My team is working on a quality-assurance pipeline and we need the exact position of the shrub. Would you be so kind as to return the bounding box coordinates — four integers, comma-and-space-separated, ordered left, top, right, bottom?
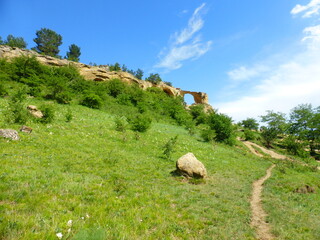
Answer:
117, 93, 132, 106
283, 135, 308, 158
207, 113, 235, 145
0, 83, 8, 97
39, 104, 55, 124
189, 104, 207, 125
6, 87, 28, 124
114, 116, 128, 132
201, 128, 216, 142
65, 108, 73, 122
163, 135, 178, 160
106, 79, 125, 98
244, 129, 256, 141
128, 114, 152, 132
55, 91, 72, 104
80, 93, 102, 109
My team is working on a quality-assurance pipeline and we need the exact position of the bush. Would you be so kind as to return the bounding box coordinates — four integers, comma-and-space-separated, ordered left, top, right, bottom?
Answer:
283, 136, 308, 158
128, 114, 152, 132
114, 116, 128, 132
201, 128, 216, 142
80, 93, 102, 109
65, 108, 73, 122
6, 87, 29, 124
244, 129, 256, 141
0, 83, 8, 97
163, 135, 178, 160
39, 104, 55, 124
207, 113, 235, 145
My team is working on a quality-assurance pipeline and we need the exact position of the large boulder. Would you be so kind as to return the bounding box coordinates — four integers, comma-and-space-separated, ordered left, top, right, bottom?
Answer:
176, 153, 207, 178
0, 129, 20, 140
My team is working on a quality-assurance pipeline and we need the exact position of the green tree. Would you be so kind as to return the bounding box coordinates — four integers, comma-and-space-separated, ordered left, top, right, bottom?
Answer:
33, 28, 62, 57
289, 104, 320, 155
146, 73, 162, 85
4, 34, 27, 48
109, 62, 121, 71
135, 69, 144, 80
240, 117, 259, 130
260, 111, 287, 148
260, 110, 287, 134
66, 44, 81, 62
0, 36, 3, 45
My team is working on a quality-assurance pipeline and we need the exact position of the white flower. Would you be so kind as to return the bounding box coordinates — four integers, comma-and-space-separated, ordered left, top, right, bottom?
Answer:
68, 228, 71, 233
81, 217, 84, 220
56, 232, 63, 239
67, 220, 73, 227
86, 214, 90, 218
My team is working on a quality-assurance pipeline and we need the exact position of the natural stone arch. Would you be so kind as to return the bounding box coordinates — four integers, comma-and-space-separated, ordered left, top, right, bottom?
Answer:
180, 90, 209, 104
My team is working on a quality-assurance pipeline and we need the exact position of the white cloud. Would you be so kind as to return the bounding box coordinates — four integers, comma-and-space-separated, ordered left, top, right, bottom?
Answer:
155, 3, 212, 71
215, 48, 320, 122
302, 25, 320, 48
214, 2, 320, 122
227, 65, 269, 82
291, 0, 320, 18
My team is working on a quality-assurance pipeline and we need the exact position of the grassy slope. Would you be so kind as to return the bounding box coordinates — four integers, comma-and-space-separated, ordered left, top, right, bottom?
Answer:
1, 98, 319, 240
0, 98, 270, 240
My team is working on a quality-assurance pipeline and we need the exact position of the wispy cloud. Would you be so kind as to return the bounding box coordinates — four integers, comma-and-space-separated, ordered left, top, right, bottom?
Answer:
155, 3, 212, 71
291, 0, 320, 18
302, 25, 320, 48
227, 65, 269, 82
216, 2, 320, 122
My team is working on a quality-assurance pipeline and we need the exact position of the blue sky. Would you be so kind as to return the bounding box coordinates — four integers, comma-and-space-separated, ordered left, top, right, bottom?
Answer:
1, 0, 320, 121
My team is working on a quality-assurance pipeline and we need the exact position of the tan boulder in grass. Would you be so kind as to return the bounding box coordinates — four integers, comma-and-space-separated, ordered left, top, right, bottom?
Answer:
27, 105, 43, 118
176, 153, 207, 178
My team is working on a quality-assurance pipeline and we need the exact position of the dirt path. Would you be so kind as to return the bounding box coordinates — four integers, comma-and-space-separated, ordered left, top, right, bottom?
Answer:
238, 139, 285, 240
250, 164, 276, 240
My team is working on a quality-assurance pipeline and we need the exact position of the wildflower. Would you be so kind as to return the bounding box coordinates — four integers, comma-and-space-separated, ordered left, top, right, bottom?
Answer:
68, 228, 71, 233
56, 232, 63, 239
67, 220, 73, 227
81, 217, 84, 220
86, 213, 90, 218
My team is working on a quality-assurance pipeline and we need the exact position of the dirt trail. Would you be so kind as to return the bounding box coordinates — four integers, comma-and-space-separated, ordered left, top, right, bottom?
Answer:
239, 139, 287, 240
250, 164, 276, 240
241, 140, 286, 160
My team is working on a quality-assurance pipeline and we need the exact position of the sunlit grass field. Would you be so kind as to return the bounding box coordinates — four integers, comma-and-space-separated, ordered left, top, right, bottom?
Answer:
1, 98, 319, 239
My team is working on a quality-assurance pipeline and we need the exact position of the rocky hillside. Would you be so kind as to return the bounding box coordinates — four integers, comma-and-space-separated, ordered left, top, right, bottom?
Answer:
0, 45, 210, 106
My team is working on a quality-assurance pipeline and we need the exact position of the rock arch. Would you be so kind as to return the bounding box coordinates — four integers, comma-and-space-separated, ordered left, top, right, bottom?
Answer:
180, 90, 209, 105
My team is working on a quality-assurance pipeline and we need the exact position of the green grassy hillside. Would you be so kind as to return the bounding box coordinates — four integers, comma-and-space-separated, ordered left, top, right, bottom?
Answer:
0, 97, 269, 240
0, 55, 319, 239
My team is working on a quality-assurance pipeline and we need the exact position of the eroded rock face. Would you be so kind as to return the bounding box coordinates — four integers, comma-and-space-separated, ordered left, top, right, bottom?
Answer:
0, 129, 20, 140
176, 153, 207, 178
0, 45, 211, 105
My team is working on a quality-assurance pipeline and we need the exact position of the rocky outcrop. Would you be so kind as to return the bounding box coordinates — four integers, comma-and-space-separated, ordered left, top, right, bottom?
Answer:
27, 105, 43, 118
0, 45, 211, 105
176, 153, 207, 178
0, 129, 20, 140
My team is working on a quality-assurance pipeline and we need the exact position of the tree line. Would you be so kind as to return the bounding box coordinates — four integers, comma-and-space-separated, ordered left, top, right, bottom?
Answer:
1, 28, 80, 61
240, 104, 320, 158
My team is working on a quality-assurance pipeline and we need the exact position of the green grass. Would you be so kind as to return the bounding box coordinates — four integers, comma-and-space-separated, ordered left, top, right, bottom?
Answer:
0, 98, 319, 239
263, 160, 320, 240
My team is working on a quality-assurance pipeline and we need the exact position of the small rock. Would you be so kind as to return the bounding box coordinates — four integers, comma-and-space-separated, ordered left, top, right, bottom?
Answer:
0, 129, 20, 140
176, 153, 207, 178
27, 105, 43, 118
20, 125, 32, 133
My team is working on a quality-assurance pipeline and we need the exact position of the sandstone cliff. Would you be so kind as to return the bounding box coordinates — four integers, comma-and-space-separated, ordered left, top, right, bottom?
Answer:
0, 45, 211, 106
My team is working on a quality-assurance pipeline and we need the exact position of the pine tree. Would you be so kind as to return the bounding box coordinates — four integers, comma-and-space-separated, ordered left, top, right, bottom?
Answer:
33, 28, 62, 57
66, 44, 81, 62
